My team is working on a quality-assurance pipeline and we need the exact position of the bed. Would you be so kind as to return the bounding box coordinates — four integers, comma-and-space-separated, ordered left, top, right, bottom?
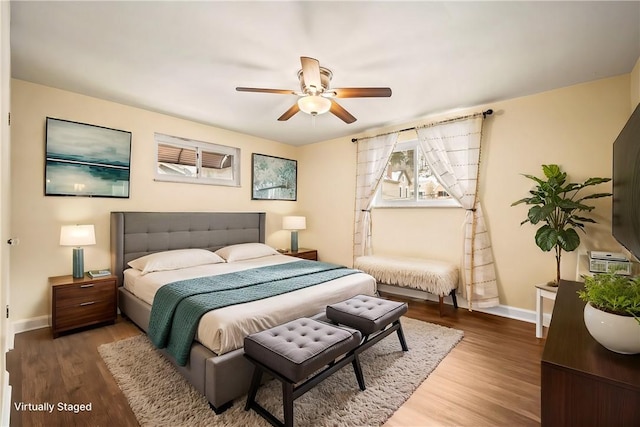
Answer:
110, 211, 377, 412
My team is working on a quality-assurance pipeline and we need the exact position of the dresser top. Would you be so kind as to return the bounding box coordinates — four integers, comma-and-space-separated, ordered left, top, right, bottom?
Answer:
541, 280, 640, 390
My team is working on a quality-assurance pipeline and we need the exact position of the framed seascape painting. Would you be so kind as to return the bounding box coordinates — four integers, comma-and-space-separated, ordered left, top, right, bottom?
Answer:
251, 153, 297, 201
45, 117, 132, 198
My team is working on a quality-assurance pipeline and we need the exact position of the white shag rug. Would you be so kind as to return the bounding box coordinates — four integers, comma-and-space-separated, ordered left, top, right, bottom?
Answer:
98, 317, 463, 427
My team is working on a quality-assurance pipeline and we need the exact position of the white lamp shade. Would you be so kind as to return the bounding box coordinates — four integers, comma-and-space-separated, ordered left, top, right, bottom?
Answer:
297, 96, 331, 116
282, 216, 306, 231
60, 224, 96, 246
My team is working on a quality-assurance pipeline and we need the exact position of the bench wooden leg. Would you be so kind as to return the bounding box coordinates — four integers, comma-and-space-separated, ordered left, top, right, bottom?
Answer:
395, 320, 409, 352
450, 289, 459, 309
245, 366, 263, 411
283, 381, 294, 427
352, 355, 366, 391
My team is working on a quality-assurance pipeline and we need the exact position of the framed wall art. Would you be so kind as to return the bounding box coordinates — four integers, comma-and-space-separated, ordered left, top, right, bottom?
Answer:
45, 117, 132, 198
251, 153, 297, 201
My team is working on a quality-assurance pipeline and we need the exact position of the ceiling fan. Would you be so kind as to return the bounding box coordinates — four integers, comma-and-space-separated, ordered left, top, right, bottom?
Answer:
236, 56, 392, 124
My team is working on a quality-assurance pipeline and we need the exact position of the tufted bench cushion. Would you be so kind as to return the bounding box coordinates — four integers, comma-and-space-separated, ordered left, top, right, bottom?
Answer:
326, 294, 408, 335
244, 318, 365, 427
244, 317, 362, 384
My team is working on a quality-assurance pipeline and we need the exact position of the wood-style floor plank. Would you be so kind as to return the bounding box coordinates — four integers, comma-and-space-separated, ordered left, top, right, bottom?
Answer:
7, 295, 545, 426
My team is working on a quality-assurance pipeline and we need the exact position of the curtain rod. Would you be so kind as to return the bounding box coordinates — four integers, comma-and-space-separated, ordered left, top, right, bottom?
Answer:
350, 108, 493, 143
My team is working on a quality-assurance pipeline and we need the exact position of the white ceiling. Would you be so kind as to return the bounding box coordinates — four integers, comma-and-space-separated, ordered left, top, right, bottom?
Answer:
10, 1, 640, 146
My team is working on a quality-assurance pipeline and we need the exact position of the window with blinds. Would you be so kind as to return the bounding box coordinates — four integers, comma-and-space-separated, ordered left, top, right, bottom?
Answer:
155, 133, 240, 186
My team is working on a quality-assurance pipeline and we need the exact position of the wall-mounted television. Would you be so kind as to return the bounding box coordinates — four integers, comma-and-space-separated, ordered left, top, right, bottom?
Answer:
45, 117, 132, 198
612, 103, 640, 261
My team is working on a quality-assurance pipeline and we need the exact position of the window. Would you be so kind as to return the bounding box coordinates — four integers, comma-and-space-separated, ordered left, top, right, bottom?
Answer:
155, 133, 240, 187
374, 140, 460, 207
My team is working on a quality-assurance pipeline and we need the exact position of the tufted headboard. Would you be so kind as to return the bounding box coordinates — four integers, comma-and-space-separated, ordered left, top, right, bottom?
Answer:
110, 211, 266, 285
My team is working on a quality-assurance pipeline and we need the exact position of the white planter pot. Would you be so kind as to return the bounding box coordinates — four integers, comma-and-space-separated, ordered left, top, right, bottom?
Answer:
583, 302, 640, 354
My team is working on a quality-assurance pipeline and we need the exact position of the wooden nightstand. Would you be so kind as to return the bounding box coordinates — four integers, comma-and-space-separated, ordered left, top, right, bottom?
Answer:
282, 248, 318, 261
49, 274, 118, 338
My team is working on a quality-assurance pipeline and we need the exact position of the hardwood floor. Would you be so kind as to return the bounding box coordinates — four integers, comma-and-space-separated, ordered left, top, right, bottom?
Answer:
6, 295, 545, 426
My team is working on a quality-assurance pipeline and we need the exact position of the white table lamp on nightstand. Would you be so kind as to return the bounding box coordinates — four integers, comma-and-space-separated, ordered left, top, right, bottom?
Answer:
60, 224, 96, 278
282, 216, 306, 252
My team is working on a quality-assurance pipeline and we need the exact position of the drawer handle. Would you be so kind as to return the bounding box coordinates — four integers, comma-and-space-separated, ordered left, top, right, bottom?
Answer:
80, 284, 94, 288
80, 301, 96, 306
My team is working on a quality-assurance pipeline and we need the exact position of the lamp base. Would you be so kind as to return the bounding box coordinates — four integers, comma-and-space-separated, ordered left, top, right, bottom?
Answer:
290, 231, 299, 253
72, 247, 84, 279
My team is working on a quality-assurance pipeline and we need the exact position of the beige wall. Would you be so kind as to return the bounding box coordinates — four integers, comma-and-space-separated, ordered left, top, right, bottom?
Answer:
10, 79, 301, 321
300, 74, 631, 311
9, 72, 635, 323
631, 57, 640, 110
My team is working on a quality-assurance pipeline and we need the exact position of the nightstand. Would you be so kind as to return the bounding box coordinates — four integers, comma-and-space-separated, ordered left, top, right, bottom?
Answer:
282, 248, 318, 261
49, 274, 117, 338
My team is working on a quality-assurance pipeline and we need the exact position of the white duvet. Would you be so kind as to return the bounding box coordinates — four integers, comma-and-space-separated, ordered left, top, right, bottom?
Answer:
124, 254, 377, 355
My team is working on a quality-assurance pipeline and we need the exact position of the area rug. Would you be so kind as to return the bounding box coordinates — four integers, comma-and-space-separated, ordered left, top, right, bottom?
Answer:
98, 317, 463, 426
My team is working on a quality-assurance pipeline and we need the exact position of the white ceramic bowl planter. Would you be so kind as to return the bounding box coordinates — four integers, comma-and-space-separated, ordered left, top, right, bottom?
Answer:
584, 303, 640, 354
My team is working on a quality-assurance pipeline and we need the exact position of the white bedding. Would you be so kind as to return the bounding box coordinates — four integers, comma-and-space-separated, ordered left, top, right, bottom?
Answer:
124, 254, 377, 355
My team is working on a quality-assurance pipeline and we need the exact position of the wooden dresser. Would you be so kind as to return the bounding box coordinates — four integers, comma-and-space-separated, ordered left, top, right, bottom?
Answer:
541, 280, 640, 426
50, 274, 117, 338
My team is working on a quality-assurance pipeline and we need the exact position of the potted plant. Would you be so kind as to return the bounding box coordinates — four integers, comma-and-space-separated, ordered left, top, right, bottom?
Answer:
577, 271, 640, 354
511, 164, 611, 284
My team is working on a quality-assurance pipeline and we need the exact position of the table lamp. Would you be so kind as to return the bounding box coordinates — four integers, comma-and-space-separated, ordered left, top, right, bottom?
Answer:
282, 216, 306, 252
60, 224, 96, 278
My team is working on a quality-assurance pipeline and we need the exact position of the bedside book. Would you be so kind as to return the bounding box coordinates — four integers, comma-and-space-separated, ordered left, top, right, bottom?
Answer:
88, 270, 111, 278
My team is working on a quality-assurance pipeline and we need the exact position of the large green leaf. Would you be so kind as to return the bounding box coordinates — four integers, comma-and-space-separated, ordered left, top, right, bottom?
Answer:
528, 205, 554, 224
535, 225, 557, 251
542, 164, 561, 179
557, 228, 580, 252
583, 177, 611, 186
578, 192, 613, 201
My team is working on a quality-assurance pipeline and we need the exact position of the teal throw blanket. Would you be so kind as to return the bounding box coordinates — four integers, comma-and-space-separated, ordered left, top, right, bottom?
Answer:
148, 260, 359, 365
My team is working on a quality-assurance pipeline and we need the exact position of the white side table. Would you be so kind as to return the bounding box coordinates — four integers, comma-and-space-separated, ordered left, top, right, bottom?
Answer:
535, 283, 558, 338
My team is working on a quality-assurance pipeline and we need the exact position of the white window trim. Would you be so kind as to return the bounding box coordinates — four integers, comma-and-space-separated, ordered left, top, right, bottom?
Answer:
154, 133, 241, 187
374, 139, 462, 208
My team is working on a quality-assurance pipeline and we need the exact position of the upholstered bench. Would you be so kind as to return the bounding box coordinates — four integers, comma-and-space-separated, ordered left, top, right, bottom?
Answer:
326, 294, 409, 353
243, 317, 364, 427
354, 255, 459, 316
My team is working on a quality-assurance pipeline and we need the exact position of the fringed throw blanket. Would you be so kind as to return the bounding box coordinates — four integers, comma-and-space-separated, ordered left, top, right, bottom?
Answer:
148, 260, 360, 365
354, 255, 458, 296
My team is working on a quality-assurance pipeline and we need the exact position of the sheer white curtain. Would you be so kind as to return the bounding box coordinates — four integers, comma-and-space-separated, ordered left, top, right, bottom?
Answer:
416, 115, 499, 309
353, 133, 399, 259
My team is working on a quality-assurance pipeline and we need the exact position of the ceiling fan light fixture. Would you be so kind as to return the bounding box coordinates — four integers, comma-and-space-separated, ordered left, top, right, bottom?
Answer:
297, 95, 331, 116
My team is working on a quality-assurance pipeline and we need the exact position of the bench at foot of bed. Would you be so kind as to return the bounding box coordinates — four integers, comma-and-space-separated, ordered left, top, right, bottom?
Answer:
244, 318, 363, 427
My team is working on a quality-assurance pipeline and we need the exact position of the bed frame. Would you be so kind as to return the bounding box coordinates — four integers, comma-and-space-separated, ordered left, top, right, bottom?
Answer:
110, 211, 267, 413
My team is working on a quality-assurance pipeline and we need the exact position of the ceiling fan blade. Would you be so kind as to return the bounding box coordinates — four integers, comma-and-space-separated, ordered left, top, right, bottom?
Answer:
236, 87, 296, 95
330, 100, 356, 124
277, 103, 300, 121
300, 56, 322, 93
332, 87, 392, 98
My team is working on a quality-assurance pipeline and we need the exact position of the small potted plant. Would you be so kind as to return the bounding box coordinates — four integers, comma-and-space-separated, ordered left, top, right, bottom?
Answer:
511, 164, 611, 284
577, 270, 640, 354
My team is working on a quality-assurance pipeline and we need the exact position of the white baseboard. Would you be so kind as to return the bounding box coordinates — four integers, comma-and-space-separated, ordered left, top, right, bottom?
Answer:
11, 315, 49, 335
377, 284, 550, 325
1, 376, 10, 427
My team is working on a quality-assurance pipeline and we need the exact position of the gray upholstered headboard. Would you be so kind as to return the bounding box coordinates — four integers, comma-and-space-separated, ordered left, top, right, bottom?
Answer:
110, 211, 266, 285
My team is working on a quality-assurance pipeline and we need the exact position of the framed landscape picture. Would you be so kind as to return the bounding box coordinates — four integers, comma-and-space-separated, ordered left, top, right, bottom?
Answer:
45, 117, 132, 198
251, 153, 297, 201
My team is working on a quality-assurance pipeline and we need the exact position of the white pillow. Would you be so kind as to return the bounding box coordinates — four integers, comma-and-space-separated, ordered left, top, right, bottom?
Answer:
127, 249, 225, 275
215, 243, 279, 262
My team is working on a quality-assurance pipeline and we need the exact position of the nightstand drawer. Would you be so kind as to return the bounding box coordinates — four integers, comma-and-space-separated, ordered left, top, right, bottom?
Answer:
282, 248, 318, 261
54, 300, 116, 331
54, 281, 115, 308
49, 274, 118, 338
292, 251, 317, 260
